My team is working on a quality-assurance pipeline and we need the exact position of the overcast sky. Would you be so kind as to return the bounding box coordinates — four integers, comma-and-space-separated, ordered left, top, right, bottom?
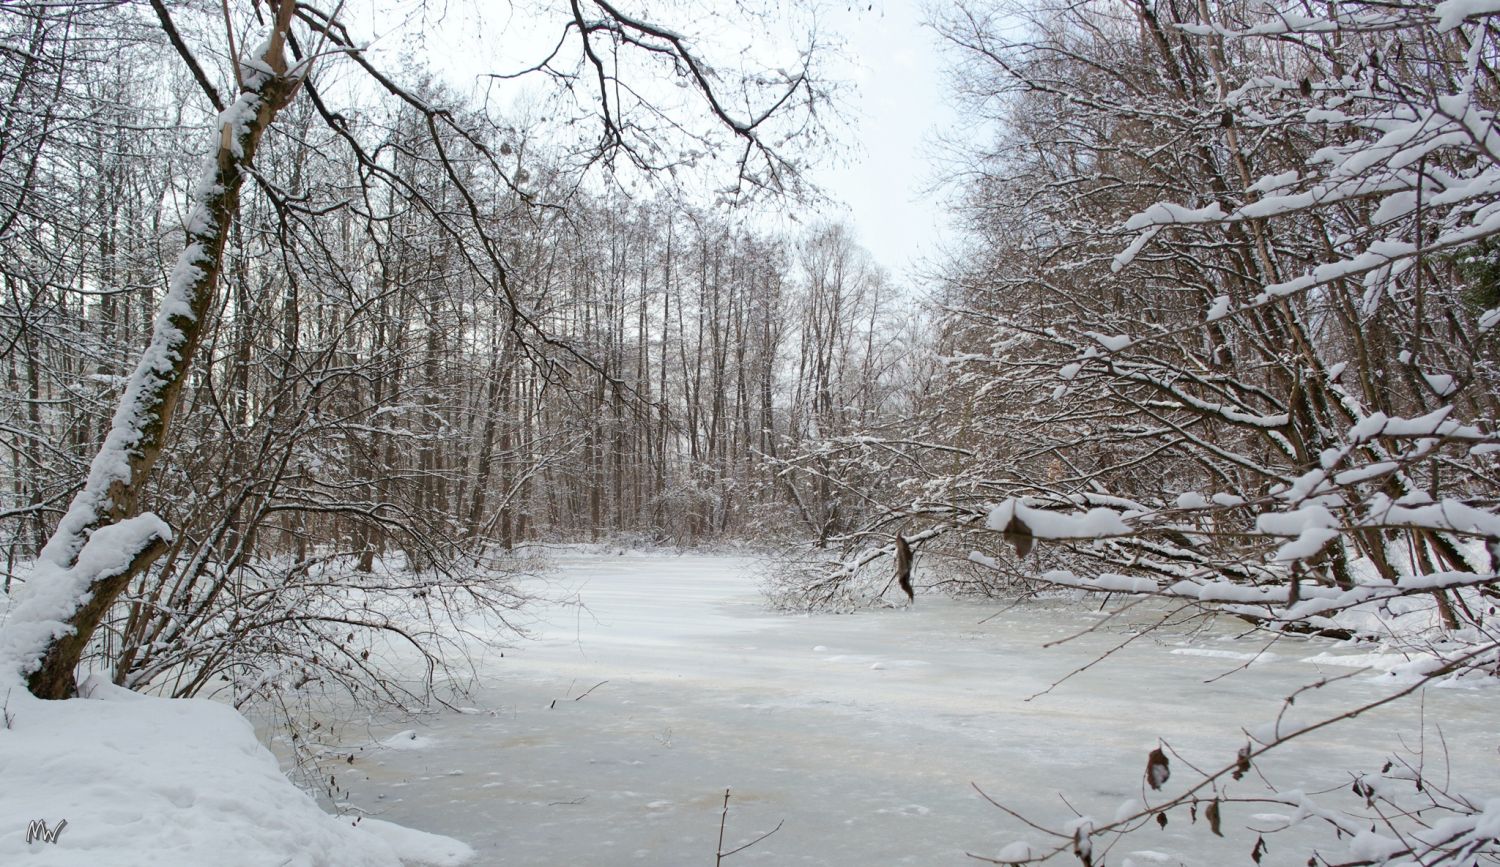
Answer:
805, 0, 961, 282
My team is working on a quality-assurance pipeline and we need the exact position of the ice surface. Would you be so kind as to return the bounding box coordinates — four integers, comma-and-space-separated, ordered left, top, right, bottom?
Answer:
297, 551, 1499, 865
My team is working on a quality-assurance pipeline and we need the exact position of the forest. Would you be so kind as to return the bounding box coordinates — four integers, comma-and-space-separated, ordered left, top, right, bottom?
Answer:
0, 0, 1497, 865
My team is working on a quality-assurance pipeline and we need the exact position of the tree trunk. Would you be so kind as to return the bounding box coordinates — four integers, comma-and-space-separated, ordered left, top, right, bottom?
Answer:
1, 7, 304, 699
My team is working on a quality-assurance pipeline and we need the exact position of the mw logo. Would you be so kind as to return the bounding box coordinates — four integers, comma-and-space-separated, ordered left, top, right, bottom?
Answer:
26, 818, 67, 844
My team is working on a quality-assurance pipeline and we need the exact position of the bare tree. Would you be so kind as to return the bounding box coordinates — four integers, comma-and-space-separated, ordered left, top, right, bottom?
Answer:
0, 0, 838, 700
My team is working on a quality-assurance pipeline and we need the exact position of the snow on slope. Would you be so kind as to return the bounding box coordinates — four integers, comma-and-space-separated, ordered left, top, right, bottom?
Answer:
0, 674, 471, 866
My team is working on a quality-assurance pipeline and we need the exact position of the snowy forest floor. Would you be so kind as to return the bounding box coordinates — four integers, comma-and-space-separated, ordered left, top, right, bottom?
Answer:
292, 550, 1500, 866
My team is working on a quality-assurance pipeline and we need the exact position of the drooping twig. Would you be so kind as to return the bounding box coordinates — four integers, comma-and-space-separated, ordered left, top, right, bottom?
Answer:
573, 680, 608, 701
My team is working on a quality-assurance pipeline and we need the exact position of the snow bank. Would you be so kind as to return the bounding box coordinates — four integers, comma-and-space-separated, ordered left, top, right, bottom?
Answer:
0, 676, 472, 866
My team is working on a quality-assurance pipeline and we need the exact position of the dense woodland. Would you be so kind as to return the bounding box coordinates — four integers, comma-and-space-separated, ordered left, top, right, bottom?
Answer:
1, 0, 1497, 681
2, 0, 1499, 861
0, 27, 914, 572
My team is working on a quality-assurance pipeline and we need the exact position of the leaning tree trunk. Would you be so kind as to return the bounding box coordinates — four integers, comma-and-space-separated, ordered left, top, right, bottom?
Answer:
0, 4, 304, 699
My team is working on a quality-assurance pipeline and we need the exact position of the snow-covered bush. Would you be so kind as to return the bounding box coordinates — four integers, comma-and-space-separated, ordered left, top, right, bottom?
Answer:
780, 0, 1500, 861
944, 0, 1500, 860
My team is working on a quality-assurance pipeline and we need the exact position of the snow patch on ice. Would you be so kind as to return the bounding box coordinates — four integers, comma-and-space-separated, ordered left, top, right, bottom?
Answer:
1300, 651, 1409, 671
380, 729, 440, 751
1171, 648, 1278, 665
968, 551, 999, 569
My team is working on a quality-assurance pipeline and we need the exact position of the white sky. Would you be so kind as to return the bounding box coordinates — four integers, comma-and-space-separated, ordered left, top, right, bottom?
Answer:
804, 0, 961, 282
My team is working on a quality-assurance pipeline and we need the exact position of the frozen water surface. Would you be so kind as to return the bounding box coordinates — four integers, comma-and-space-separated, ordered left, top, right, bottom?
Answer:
312, 551, 1499, 865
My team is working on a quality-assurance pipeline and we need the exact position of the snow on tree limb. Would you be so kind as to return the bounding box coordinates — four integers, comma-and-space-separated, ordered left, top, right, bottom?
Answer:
0, 516, 171, 679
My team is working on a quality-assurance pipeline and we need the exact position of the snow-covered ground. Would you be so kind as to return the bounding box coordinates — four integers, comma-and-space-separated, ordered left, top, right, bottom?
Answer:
0, 674, 472, 866
314, 550, 1500, 865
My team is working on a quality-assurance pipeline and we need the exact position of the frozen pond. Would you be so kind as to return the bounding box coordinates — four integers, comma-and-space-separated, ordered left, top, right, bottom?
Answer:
310, 551, 1499, 865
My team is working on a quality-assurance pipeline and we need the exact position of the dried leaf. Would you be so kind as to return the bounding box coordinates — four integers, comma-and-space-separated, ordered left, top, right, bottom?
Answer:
894, 535, 914, 602
1206, 799, 1223, 837
1156, 812, 1168, 830
1233, 743, 1252, 781
1146, 747, 1170, 790
1003, 513, 1034, 559
1252, 835, 1267, 864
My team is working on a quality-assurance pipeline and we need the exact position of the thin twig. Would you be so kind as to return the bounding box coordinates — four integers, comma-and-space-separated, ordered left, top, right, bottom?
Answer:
715, 788, 730, 866
719, 820, 785, 859
220, 0, 241, 91
573, 679, 608, 701
715, 787, 785, 862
